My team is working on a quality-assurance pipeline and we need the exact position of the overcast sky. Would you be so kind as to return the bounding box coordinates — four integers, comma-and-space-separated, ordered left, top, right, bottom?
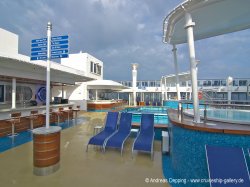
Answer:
0, 0, 250, 81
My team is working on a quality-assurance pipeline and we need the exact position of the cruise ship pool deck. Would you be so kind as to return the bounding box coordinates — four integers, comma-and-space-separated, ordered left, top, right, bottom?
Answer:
0, 112, 167, 187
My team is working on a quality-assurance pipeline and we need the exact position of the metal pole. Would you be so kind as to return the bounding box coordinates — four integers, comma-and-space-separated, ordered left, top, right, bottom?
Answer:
12, 78, 16, 109
185, 12, 200, 123
172, 45, 180, 101
131, 63, 138, 106
46, 22, 52, 129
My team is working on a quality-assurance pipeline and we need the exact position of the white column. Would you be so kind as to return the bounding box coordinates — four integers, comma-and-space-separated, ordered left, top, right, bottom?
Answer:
172, 45, 181, 101
161, 77, 164, 104
131, 63, 138, 106
164, 77, 168, 100
62, 84, 64, 99
227, 76, 233, 104
12, 78, 16, 109
185, 12, 200, 123
128, 93, 131, 106
46, 22, 52, 129
95, 90, 98, 101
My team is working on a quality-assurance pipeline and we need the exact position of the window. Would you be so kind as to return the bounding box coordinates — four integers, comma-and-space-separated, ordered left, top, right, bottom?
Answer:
142, 81, 148, 87
180, 81, 186, 87
90, 61, 102, 75
233, 80, 239, 86
239, 80, 247, 86
220, 80, 226, 86
203, 80, 211, 86
5, 85, 32, 102
90, 61, 94, 73
212, 80, 220, 86
97, 65, 102, 75
156, 81, 161, 87
0, 85, 4, 102
150, 81, 155, 87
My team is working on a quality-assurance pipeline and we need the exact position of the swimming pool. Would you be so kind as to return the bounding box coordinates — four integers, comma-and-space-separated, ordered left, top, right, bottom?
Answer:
122, 107, 169, 125
0, 118, 86, 153
185, 108, 250, 124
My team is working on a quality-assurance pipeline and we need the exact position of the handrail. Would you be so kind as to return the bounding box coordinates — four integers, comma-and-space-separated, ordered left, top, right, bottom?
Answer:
178, 99, 250, 123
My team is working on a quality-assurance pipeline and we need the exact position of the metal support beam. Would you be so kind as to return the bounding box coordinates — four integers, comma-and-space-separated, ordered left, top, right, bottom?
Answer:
185, 12, 200, 123
172, 45, 181, 101
12, 78, 16, 109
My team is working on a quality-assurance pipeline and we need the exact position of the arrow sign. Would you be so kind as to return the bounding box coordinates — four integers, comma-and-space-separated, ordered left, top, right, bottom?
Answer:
51, 45, 68, 50
31, 51, 47, 56
51, 35, 68, 41
30, 56, 47, 61
51, 54, 68, 59
31, 42, 47, 48
32, 38, 47, 43
51, 49, 68, 55
31, 47, 47, 52
51, 40, 68, 45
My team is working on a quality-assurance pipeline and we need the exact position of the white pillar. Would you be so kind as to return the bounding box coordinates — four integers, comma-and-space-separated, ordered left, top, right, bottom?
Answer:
128, 93, 131, 106
131, 63, 138, 106
62, 84, 64, 99
227, 76, 233, 104
161, 78, 164, 104
164, 77, 168, 100
12, 78, 16, 109
172, 45, 181, 101
46, 22, 52, 129
185, 12, 200, 123
95, 90, 98, 101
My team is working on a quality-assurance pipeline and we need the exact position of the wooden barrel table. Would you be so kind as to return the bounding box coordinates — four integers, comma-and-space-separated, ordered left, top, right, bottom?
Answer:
33, 126, 62, 176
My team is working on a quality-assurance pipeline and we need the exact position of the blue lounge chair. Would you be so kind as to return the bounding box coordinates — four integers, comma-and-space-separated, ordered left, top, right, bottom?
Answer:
157, 101, 161, 106
86, 112, 119, 151
104, 113, 132, 156
132, 114, 154, 159
145, 100, 150, 106
152, 101, 157, 106
205, 145, 250, 187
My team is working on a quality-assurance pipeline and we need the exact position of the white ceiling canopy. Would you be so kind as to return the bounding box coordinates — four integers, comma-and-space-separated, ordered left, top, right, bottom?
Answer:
162, 71, 191, 84
86, 80, 128, 90
163, 0, 250, 44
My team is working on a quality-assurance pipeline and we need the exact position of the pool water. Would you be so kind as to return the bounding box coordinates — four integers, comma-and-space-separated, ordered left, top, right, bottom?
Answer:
185, 108, 250, 124
122, 107, 169, 125
205, 109, 250, 124
0, 118, 86, 153
132, 113, 168, 124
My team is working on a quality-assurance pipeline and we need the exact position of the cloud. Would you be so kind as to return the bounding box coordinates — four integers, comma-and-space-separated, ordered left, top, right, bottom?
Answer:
0, 0, 249, 81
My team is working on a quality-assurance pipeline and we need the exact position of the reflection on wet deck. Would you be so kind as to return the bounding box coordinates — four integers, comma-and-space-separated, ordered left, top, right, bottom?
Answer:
0, 112, 168, 187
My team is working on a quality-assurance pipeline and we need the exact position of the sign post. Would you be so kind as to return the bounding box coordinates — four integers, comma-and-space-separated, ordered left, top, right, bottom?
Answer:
46, 22, 52, 129
31, 22, 69, 176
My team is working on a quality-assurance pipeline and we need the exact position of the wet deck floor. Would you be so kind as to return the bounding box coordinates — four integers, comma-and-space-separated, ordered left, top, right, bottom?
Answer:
0, 112, 169, 187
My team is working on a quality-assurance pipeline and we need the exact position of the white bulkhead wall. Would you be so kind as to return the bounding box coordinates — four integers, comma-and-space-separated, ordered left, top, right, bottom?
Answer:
0, 28, 18, 55
61, 52, 103, 80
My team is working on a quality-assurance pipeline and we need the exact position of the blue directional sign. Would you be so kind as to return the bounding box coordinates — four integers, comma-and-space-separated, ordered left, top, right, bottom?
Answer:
31, 47, 47, 52
30, 56, 47, 61
31, 51, 47, 56
51, 40, 68, 45
51, 35, 68, 41
32, 38, 47, 43
51, 49, 68, 55
51, 45, 68, 50
31, 35, 69, 60
31, 42, 47, 48
51, 54, 68, 59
